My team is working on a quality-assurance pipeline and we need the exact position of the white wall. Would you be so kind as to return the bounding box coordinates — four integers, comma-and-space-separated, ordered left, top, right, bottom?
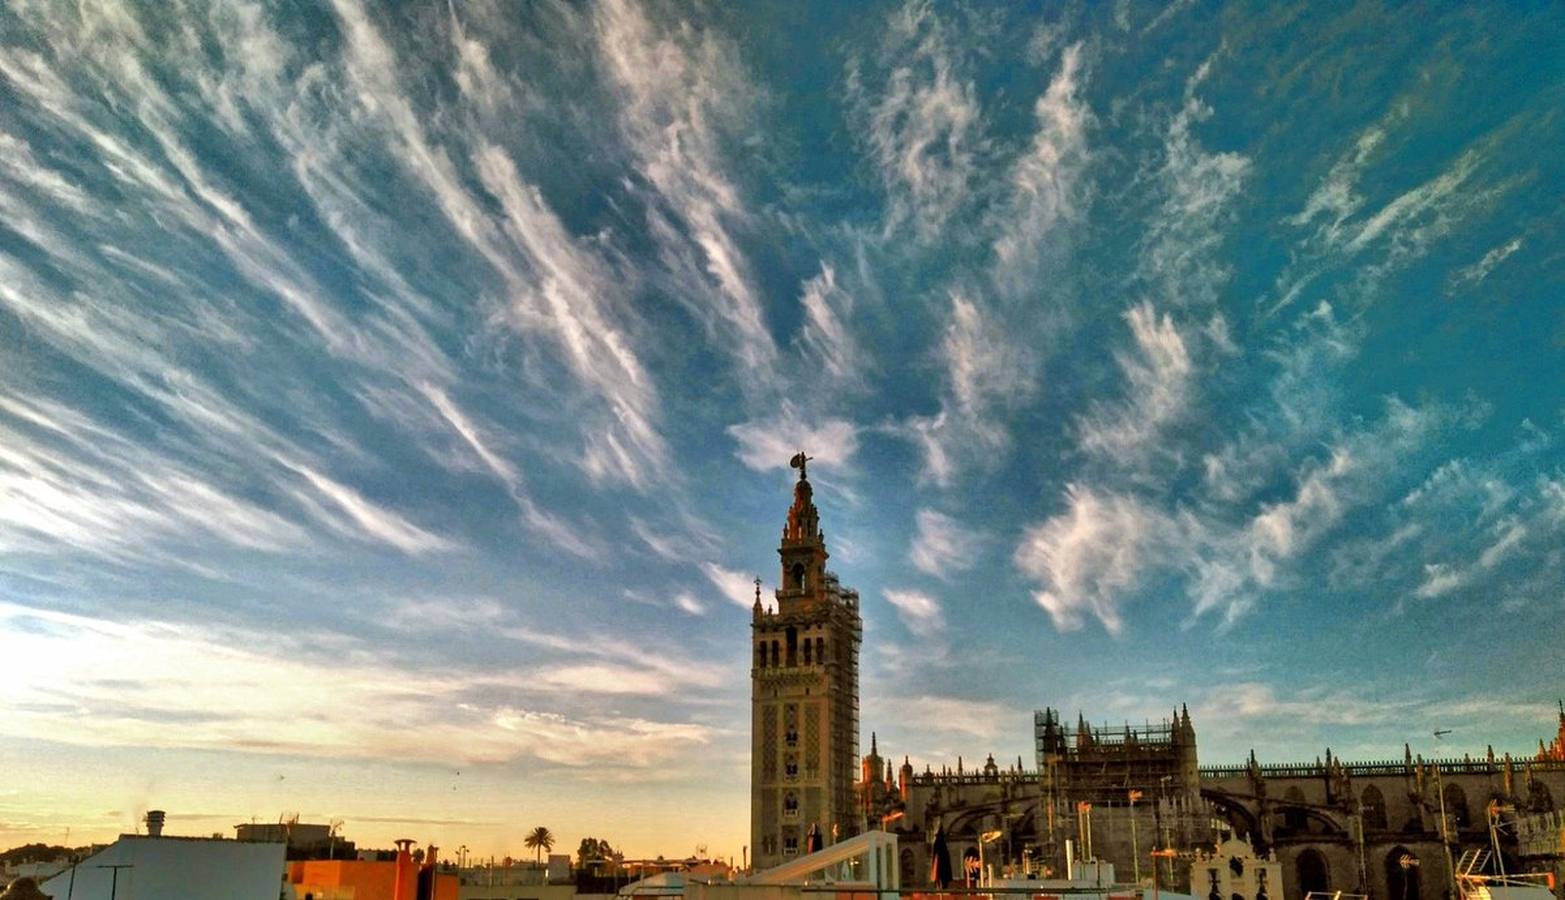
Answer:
43, 835, 286, 900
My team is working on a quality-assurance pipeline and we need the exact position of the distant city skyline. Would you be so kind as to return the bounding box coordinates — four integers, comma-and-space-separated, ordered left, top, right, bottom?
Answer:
2, 0, 1564, 862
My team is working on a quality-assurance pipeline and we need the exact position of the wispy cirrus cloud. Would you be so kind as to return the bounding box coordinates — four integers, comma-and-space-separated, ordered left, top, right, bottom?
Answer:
0, 602, 713, 769
1078, 303, 1194, 466
852, 0, 984, 242
908, 509, 981, 578
905, 293, 1035, 485
594, 0, 778, 390
1451, 235, 1524, 288
700, 562, 761, 610
990, 41, 1092, 291
795, 264, 865, 388
882, 588, 945, 640
727, 406, 860, 474
1137, 56, 1250, 310
1013, 485, 1173, 635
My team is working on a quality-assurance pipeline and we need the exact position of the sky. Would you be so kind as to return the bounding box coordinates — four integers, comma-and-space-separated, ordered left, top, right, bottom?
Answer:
1, 0, 1563, 863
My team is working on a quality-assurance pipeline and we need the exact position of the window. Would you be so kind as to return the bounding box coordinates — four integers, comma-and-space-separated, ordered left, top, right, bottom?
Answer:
784, 836, 799, 857
783, 792, 799, 819
1361, 785, 1388, 831
1297, 849, 1329, 896
1386, 848, 1420, 900
803, 639, 813, 665
1443, 783, 1470, 830
1282, 786, 1308, 833
785, 756, 799, 780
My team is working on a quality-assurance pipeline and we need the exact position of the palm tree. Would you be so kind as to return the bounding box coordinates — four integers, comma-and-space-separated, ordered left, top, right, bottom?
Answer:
524, 826, 555, 867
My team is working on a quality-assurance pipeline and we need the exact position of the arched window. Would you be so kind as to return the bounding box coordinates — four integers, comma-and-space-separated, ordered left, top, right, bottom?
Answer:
1361, 785, 1389, 831
783, 792, 799, 818
1297, 849, 1329, 896
1443, 783, 1470, 830
757, 644, 767, 668
791, 562, 806, 591
816, 637, 826, 664
1385, 848, 1420, 900
785, 627, 798, 667
803, 638, 813, 665
770, 641, 780, 667
1282, 786, 1308, 833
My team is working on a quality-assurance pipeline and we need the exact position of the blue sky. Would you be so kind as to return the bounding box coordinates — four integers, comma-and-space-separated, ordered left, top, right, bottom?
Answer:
2, 0, 1563, 860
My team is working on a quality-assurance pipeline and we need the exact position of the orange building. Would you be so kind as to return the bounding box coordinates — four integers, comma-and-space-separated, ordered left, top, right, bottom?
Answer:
288, 840, 457, 900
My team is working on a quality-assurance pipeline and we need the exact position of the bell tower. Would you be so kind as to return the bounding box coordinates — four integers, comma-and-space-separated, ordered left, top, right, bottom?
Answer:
751, 453, 862, 871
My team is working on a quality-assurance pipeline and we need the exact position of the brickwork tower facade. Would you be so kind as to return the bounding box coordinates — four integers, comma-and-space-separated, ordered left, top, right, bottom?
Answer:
750, 454, 862, 871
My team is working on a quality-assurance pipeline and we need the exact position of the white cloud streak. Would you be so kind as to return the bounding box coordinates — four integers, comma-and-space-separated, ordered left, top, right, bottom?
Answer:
0, 603, 714, 769
906, 293, 1034, 485
882, 588, 945, 640
909, 509, 980, 578
991, 42, 1091, 288
727, 406, 860, 474
594, 0, 777, 388
796, 264, 863, 386
1138, 57, 1250, 309
1078, 303, 1194, 465
1013, 486, 1171, 635
855, 0, 983, 242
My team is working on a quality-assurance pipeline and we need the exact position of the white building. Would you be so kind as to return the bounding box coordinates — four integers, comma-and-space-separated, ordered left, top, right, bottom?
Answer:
42, 834, 285, 900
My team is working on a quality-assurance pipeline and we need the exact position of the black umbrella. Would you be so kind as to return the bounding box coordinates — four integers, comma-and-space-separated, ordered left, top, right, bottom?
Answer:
805, 823, 822, 854
928, 826, 952, 889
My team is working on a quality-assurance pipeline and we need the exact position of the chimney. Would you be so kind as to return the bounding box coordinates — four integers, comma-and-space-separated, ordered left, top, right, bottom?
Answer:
145, 810, 166, 837
394, 839, 416, 900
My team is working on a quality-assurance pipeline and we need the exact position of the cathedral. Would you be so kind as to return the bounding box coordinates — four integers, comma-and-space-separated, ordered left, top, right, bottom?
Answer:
750, 458, 1565, 899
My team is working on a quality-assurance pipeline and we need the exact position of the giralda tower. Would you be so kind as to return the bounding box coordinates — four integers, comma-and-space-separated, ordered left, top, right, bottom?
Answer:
749, 453, 862, 870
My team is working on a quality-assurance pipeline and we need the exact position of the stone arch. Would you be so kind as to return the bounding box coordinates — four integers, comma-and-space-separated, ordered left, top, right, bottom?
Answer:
1385, 847, 1421, 900
1203, 789, 1260, 833
1297, 848, 1330, 896
1361, 784, 1389, 831
1443, 782, 1470, 829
